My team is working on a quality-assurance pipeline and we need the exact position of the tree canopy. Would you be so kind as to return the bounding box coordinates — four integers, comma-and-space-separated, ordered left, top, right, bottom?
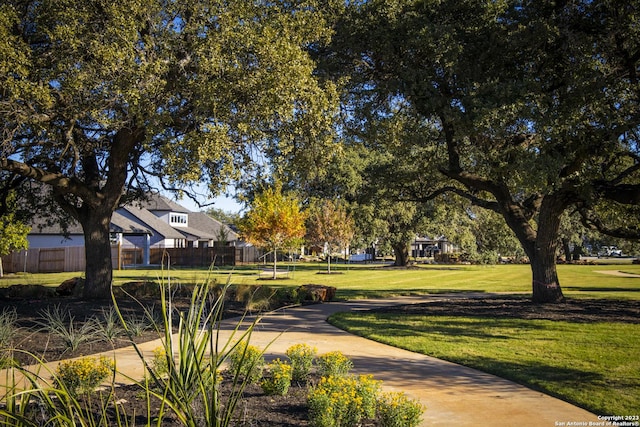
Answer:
239, 184, 306, 278
0, 192, 29, 277
0, 0, 337, 298
317, 0, 640, 302
305, 198, 354, 271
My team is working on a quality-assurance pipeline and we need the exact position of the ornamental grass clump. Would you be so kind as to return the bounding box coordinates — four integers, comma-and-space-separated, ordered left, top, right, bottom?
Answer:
54, 356, 114, 397
92, 306, 124, 345
0, 308, 18, 366
285, 343, 317, 382
0, 308, 17, 349
377, 391, 425, 427
308, 374, 380, 427
114, 259, 262, 427
317, 351, 353, 377
37, 304, 100, 352
116, 267, 267, 427
0, 267, 267, 427
260, 358, 293, 396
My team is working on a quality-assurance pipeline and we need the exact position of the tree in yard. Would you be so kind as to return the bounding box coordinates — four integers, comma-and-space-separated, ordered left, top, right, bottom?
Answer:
322, 0, 640, 302
0, 196, 30, 277
239, 184, 306, 279
0, 0, 336, 298
306, 198, 354, 272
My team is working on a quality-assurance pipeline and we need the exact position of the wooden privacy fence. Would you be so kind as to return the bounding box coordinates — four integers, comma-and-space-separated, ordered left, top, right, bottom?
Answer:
1, 245, 262, 274
150, 247, 237, 267
2, 247, 102, 274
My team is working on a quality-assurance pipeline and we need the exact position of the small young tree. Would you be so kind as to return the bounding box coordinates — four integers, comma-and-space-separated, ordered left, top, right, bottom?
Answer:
239, 185, 306, 279
306, 199, 354, 273
0, 212, 30, 277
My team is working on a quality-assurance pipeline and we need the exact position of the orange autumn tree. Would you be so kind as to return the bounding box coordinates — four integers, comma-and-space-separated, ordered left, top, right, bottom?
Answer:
240, 184, 306, 279
306, 199, 355, 273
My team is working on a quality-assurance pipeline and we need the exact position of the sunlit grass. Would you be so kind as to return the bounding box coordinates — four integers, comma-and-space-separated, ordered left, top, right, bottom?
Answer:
1, 262, 639, 300
329, 312, 640, 416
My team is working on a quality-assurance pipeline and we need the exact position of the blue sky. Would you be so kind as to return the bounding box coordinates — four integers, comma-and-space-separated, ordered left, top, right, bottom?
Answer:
166, 192, 243, 214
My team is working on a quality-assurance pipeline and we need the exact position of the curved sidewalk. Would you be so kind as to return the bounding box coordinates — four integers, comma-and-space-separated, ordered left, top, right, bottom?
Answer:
238, 296, 600, 427
5, 296, 600, 426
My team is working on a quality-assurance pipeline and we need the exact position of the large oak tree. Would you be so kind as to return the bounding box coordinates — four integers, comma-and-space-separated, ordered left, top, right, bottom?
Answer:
322, 0, 640, 303
0, 0, 337, 298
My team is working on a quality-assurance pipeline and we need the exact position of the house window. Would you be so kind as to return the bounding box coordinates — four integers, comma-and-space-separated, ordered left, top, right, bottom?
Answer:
174, 238, 186, 248
170, 213, 188, 225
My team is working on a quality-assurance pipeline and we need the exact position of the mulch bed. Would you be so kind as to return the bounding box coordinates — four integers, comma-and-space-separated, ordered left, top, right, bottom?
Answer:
371, 295, 640, 324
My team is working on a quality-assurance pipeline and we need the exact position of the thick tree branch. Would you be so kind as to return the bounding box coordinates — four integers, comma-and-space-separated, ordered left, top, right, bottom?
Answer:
579, 208, 640, 239
0, 158, 98, 205
597, 183, 640, 205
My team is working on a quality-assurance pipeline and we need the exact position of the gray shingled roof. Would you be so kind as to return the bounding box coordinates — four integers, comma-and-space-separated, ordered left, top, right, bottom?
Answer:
118, 206, 185, 239
133, 193, 192, 213
111, 211, 153, 235
28, 211, 152, 235
177, 225, 216, 241
189, 212, 238, 241
27, 193, 235, 243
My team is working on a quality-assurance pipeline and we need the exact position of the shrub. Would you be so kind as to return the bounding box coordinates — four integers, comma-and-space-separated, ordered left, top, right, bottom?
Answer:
356, 374, 382, 419
317, 351, 353, 377
286, 343, 317, 382
260, 358, 293, 396
308, 374, 380, 427
151, 346, 170, 378
229, 343, 265, 384
377, 391, 425, 427
54, 356, 114, 396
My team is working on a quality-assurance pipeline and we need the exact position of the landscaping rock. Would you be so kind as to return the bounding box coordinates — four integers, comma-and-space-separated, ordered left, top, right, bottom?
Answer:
57, 277, 85, 297
297, 284, 336, 303
116, 281, 162, 298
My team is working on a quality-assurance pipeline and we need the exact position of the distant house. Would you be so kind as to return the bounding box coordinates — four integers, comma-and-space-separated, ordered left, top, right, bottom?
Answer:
410, 236, 455, 258
16, 193, 239, 270
114, 194, 238, 261
26, 210, 154, 249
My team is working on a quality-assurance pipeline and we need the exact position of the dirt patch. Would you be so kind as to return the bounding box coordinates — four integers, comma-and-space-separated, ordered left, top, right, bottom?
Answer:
371, 295, 640, 323
594, 270, 640, 278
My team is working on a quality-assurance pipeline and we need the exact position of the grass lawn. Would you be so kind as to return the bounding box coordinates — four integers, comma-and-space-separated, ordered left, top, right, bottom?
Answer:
2, 261, 640, 300
329, 311, 639, 416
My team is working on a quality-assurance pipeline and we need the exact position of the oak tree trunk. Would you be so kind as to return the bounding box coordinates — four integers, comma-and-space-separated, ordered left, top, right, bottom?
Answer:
79, 208, 114, 299
392, 242, 409, 266
517, 200, 566, 304
529, 245, 565, 303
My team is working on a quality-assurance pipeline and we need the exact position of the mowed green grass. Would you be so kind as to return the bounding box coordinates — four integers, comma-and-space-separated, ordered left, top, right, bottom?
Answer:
2, 262, 640, 300
329, 311, 640, 416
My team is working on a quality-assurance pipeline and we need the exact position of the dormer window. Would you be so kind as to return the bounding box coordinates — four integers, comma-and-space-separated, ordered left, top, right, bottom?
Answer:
170, 213, 188, 226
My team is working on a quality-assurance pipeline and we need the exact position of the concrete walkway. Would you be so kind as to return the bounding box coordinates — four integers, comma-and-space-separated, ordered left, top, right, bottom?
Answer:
4, 296, 601, 426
